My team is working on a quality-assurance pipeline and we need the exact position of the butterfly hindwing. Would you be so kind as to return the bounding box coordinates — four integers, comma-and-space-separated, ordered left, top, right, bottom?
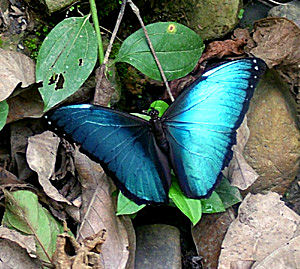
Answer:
162, 58, 266, 198
47, 105, 171, 204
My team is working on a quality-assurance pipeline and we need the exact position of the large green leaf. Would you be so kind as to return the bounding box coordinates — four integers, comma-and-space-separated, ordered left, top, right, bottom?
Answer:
169, 181, 202, 225
115, 22, 204, 81
0, 100, 8, 131
215, 177, 242, 208
201, 191, 226, 214
2, 190, 68, 263
116, 192, 145, 216
36, 16, 97, 111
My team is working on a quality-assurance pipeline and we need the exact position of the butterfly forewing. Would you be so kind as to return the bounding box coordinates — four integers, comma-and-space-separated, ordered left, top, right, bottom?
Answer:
47, 105, 171, 204
162, 58, 266, 198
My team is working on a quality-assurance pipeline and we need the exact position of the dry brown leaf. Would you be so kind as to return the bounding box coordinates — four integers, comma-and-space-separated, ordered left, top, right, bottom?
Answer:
6, 83, 44, 123
0, 226, 36, 258
74, 149, 133, 269
218, 192, 300, 269
0, 48, 35, 102
251, 17, 300, 69
26, 131, 71, 204
191, 209, 235, 268
10, 119, 44, 181
223, 117, 259, 190
0, 239, 41, 269
0, 166, 20, 185
93, 64, 116, 106
200, 39, 246, 63
52, 229, 106, 269
253, 235, 300, 269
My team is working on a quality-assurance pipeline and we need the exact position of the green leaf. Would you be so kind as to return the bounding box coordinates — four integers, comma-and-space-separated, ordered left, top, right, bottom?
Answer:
215, 177, 242, 208
36, 16, 97, 111
115, 22, 204, 81
169, 181, 202, 225
0, 100, 8, 131
149, 100, 169, 117
130, 112, 151, 121
201, 191, 226, 214
116, 192, 146, 215
2, 190, 69, 263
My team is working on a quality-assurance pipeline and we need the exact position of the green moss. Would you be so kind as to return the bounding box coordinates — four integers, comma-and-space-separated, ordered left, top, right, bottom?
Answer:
23, 37, 40, 59
23, 23, 52, 60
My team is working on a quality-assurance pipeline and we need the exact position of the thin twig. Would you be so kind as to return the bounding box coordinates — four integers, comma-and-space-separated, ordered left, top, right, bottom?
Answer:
100, 26, 123, 42
127, 0, 174, 102
103, 0, 127, 64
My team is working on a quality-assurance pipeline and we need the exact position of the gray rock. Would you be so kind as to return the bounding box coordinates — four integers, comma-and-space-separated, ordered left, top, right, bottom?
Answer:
183, 0, 242, 40
268, 0, 300, 26
135, 224, 181, 269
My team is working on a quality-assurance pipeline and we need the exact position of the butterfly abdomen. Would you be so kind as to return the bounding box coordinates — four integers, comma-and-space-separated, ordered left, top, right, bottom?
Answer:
150, 114, 170, 154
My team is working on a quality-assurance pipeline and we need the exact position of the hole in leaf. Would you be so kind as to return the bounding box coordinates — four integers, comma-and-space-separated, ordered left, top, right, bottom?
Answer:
48, 73, 58, 85
78, 58, 83, 66
55, 73, 65, 91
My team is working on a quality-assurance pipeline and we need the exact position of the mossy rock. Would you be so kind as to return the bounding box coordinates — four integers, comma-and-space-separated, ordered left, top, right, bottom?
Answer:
136, 0, 242, 40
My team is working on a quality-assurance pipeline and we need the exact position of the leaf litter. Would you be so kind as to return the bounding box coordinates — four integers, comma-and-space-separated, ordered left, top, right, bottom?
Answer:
218, 192, 300, 269
26, 131, 71, 205
74, 149, 133, 268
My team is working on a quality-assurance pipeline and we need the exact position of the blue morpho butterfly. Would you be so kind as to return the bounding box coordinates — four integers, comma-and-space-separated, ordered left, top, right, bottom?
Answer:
45, 58, 266, 205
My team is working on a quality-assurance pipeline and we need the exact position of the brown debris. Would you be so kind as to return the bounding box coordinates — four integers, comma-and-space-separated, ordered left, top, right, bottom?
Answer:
93, 64, 117, 107
249, 17, 300, 116
52, 227, 106, 269
74, 149, 133, 268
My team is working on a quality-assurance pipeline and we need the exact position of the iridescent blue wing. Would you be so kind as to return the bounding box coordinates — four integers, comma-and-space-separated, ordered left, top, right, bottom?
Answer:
162, 58, 266, 198
47, 105, 171, 204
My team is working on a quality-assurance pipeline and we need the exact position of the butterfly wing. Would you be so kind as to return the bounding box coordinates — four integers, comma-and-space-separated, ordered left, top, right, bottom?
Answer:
47, 104, 171, 204
162, 58, 266, 198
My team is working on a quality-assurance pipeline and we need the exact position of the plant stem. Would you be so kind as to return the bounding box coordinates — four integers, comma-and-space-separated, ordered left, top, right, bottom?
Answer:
127, 0, 174, 102
89, 0, 104, 65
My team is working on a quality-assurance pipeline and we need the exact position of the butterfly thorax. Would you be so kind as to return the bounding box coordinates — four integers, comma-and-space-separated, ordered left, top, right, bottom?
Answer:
149, 108, 169, 153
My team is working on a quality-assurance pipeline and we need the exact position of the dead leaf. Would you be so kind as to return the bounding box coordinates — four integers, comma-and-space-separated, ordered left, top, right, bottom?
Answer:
0, 226, 36, 258
6, 82, 44, 123
121, 217, 136, 269
191, 209, 235, 268
218, 192, 300, 269
93, 64, 117, 106
0, 166, 19, 185
223, 117, 259, 190
10, 119, 44, 181
0, 239, 41, 269
251, 18, 300, 69
52, 228, 106, 269
200, 39, 246, 63
26, 131, 71, 204
74, 149, 133, 269
230, 260, 255, 269
0, 48, 35, 102
252, 235, 300, 269
250, 17, 300, 94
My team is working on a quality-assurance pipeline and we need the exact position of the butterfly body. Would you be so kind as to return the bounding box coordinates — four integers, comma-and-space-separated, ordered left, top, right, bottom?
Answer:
46, 58, 266, 205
